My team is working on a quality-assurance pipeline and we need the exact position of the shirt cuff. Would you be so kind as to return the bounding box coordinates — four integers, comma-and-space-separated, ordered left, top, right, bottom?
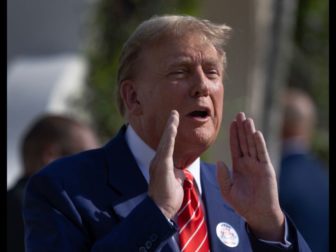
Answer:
257, 217, 292, 248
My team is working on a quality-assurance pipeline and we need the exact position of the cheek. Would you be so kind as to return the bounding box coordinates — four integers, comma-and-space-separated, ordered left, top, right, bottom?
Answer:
212, 84, 224, 114
143, 86, 182, 121
211, 85, 224, 134
162, 82, 189, 106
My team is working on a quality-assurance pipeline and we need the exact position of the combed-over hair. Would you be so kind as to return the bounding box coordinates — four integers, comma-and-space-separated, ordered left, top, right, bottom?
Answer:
117, 15, 232, 116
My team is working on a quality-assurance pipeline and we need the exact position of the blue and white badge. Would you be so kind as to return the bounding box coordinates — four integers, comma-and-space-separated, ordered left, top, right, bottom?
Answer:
216, 222, 239, 247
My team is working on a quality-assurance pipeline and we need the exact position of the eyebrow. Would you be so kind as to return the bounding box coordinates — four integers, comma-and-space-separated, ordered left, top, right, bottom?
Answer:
165, 56, 221, 68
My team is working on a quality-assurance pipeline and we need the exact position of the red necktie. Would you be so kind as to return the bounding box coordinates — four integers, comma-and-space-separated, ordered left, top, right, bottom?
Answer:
177, 169, 210, 252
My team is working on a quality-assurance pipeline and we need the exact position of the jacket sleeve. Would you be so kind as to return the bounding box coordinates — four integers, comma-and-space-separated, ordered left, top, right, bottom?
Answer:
23, 173, 177, 252
247, 214, 312, 252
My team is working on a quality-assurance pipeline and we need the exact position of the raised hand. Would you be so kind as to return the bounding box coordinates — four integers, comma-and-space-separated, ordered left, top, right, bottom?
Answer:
148, 110, 185, 219
217, 112, 285, 241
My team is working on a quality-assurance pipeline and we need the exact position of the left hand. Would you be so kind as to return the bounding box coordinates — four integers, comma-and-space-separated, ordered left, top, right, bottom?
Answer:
217, 112, 285, 241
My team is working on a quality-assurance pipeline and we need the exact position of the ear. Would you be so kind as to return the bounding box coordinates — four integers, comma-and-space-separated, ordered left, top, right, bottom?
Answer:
120, 80, 143, 116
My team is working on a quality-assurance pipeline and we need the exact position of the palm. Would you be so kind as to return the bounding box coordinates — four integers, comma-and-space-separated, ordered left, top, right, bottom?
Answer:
217, 112, 284, 240
228, 157, 277, 219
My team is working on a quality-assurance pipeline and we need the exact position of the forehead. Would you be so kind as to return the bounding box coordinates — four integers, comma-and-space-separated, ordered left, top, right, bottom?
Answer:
141, 33, 223, 67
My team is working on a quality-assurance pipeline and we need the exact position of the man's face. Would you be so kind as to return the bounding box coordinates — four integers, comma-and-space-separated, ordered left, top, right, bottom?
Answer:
133, 32, 224, 162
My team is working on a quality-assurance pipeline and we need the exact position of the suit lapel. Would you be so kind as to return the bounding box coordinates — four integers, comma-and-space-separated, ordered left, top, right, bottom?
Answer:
103, 125, 148, 200
201, 162, 252, 252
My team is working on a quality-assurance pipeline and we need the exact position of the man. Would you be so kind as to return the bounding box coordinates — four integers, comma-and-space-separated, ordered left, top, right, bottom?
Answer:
279, 88, 328, 252
23, 15, 311, 251
7, 114, 99, 252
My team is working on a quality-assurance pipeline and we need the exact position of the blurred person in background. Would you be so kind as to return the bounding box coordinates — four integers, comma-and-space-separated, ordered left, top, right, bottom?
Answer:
279, 87, 329, 252
7, 114, 99, 252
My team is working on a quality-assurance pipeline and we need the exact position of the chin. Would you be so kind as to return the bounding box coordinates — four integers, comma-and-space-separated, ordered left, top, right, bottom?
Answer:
193, 129, 216, 147
178, 127, 217, 153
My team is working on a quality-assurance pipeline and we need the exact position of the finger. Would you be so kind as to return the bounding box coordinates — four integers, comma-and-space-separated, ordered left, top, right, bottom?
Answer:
230, 121, 242, 159
216, 161, 232, 199
244, 118, 257, 158
155, 110, 180, 161
236, 112, 249, 156
254, 131, 270, 163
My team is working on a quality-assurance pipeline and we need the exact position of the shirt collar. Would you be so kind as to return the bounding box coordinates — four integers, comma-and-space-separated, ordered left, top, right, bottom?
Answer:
125, 124, 202, 194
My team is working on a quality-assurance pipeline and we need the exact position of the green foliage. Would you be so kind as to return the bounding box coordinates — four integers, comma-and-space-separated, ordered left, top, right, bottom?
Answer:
84, 0, 200, 142
288, 0, 329, 164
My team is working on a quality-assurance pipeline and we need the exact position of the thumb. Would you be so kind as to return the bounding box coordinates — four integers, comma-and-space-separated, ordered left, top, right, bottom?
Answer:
216, 161, 232, 199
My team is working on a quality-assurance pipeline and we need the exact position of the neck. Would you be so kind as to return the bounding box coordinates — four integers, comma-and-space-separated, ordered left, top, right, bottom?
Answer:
128, 121, 205, 168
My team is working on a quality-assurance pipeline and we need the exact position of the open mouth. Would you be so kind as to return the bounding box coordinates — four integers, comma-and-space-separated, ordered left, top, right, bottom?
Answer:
187, 110, 210, 119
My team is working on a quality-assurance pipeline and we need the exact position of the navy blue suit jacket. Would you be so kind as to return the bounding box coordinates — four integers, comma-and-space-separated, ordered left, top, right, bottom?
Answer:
23, 126, 311, 251
279, 148, 329, 252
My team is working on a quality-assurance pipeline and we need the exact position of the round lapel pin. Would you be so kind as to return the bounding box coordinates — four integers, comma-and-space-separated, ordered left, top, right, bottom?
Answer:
216, 222, 239, 247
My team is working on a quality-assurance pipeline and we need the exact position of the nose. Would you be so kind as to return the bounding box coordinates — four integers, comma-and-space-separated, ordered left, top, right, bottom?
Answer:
190, 67, 210, 98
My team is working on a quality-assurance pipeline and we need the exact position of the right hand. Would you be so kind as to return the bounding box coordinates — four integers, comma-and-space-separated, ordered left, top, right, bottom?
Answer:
148, 110, 184, 219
